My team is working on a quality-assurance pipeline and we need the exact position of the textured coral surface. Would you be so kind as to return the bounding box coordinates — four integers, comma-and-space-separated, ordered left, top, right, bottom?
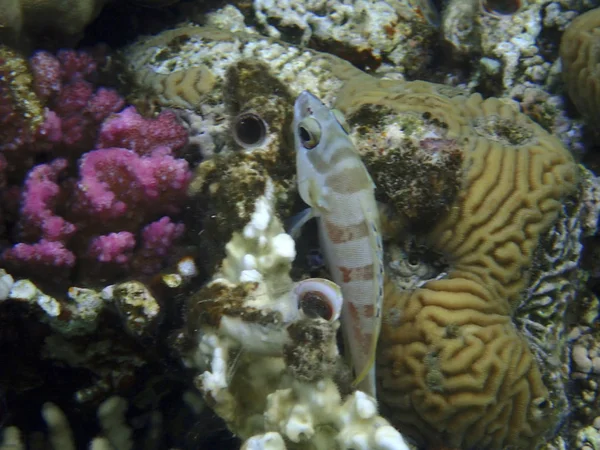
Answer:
560, 7, 600, 124
338, 77, 579, 449
122, 25, 368, 110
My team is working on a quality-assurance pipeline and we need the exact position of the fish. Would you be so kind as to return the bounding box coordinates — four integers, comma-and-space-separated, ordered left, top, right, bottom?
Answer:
291, 90, 384, 396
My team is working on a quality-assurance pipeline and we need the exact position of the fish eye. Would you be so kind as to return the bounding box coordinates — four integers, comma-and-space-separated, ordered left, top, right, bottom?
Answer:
299, 291, 334, 321
331, 109, 351, 133
298, 117, 321, 150
233, 112, 268, 148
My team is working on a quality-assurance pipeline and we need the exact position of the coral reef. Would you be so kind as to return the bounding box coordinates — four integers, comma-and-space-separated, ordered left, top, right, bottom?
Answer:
0, 254, 205, 439
0, 46, 47, 155
437, 0, 591, 166
339, 82, 464, 227
336, 76, 579, 449
0, 46, 199, 447
1, 46, 123, 175
119, 19, 599, 449
123, 30, 414, 447
3, 2, 600, 449
185, 58, 299, 271
120, 24, 372, 272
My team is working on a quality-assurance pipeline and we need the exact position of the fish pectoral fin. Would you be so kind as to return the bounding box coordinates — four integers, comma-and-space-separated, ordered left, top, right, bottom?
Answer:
286, 207, 316, 239
307, 178, 331, 212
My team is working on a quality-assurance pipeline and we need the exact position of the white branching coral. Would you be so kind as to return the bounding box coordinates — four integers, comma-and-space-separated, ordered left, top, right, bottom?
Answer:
183, 177, 409, 449
0, 397, 132, 450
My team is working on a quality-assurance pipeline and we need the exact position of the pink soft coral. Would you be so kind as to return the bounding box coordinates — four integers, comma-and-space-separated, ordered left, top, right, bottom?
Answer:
2, 240, 76, 279
73, 147, 190, 226
1, 47, 192, 286
18, 159, 76, 242
97, 106, 188, 155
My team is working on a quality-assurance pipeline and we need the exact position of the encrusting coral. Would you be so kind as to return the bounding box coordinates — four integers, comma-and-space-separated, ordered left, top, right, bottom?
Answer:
121, 25, 370, 111
185, 59, 298, 272
336, 76, 579, 449
244, 0, 439, 75
560, 7, 600, 125
337, 79, 466, 227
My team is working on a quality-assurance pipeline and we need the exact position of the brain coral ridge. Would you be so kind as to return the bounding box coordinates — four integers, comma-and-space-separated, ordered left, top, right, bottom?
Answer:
336, 78, 578, 449
122, 24, 371, 110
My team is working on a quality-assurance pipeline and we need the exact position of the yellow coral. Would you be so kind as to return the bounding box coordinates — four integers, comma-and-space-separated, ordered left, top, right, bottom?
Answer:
336, 79, 578, 449
0, 46, 45, 136
560, 8, 600, 123
135, 64, 216, 110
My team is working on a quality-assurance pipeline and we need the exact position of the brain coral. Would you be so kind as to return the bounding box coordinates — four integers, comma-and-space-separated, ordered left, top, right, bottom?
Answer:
560, 7, 600, 123
336, 78, 578, 449
121, 25, 369, 110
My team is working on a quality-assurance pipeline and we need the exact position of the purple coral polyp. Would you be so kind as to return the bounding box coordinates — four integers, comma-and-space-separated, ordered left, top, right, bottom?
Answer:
98, 106, 189, 155
3, 241, 76, 272
74, 147, 191, 221
19, 159, 75, 242
0, 47, 192, 285
89, 232, 136, 264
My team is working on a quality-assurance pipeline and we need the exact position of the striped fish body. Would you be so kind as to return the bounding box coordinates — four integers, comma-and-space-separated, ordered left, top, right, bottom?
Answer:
292, 91, 384, 396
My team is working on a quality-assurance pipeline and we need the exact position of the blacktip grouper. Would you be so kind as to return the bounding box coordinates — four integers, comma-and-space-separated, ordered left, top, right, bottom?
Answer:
291, 90, 384, 396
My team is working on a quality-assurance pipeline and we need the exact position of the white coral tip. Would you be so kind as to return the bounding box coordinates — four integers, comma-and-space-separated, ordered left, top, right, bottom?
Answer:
178, 257, 198, 277
242, 432, 287, 450
240, 269, 263, 282
285, 404, 314, 442
272, 233, 296, 260
242, 254, 257, 270
343, 434, 370, 450
355, 391, 377, 419
374, 426, 410, 450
